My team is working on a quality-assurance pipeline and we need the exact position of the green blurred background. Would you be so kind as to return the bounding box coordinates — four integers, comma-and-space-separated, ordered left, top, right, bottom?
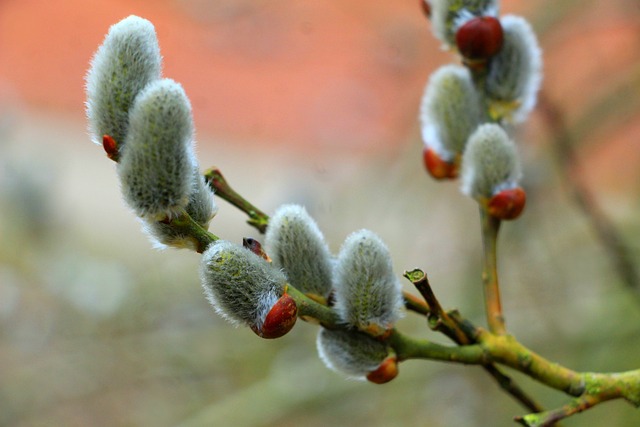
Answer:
1, 0, 639, 426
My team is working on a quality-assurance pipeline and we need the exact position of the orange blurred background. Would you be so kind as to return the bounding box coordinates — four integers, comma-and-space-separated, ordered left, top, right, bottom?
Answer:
1, 0, 638, 186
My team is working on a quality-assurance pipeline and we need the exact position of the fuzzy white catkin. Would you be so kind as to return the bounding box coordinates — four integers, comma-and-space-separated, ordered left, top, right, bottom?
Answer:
431, 0, 500, 48
484, 15, 542, 123
265, 204, 333, 298
117, 78, 196, 219
419, 65, 482, 160
85, 15, 162, 147
460, 123, 521, 199
200, 240, 287, 329
333, 230, 403, 334
316, 328, 389, 379
143, 168, 218, 249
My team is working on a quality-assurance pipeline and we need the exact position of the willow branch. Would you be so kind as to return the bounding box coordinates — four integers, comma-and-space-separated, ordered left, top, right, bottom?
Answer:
161, 210, 219, 253
515, 370, 640, 426
390, 326, 640, 420
197, 166, 639, 424
479, 208, 507, 335
404, 269, 468, 343
204, 167, 270, 233
515, 394, 612, 427
403, 291, 431, 316
405, 269, 544, 413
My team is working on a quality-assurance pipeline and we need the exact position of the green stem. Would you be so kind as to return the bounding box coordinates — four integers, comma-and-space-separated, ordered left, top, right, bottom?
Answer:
403, 270, 544, 412
404, 269, 468, 343
516, 371, 640, 426
388, 329, 487, 364
204, 167, 270, 233
480, 207, 506, 335
390, 326, 640, 422
515, 394, 606, 427
164, 211, 219, 253
403, 291, 431, 316
286, 285, 340, 327
478, 331, 585, 396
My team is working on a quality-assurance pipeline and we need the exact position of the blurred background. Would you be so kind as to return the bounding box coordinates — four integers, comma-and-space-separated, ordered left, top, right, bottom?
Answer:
1, 0, 639, 426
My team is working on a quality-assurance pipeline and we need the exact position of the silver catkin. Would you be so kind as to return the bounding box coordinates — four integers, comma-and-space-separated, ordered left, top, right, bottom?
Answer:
419, 65, 483, 160
460, 123, 521, 199
117, 78, 196, 219
316, 328, 389, 380
484, 15, 542, 123
200, 240, 287, 329
86, 15, 162, 147
265, 204, 333, 298
333, 230, 403, 334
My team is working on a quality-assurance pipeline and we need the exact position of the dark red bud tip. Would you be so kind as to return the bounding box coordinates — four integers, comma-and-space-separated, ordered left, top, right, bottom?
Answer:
456, 16, 503, 62
367, 356, 399, 384
253, 293, 298, 339
488, 187, 526, 220
243, 238, 272, 262
102, 134, 119, 162
421, 0, 431, 18
423, 147, 458, 180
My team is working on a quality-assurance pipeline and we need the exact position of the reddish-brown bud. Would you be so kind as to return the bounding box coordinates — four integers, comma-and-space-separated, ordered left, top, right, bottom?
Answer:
252, 293, 298, 339
366, 356, 399, 384
243, 237, 272, 262
421, 0, 431, 18
102, 134, 119, 161
488, 187, 526, 220
423, 147, 458, 180
456, 16, 503, 62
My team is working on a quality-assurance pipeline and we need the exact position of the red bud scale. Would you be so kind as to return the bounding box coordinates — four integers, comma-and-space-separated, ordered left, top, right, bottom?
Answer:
423, 147, 458, 180
421, 0, 431, 18
252, 292, 298, 339
366, 356, 399, 384
102, 134, 119, 161
488, 187, 526, 220
456, 16, 504, 63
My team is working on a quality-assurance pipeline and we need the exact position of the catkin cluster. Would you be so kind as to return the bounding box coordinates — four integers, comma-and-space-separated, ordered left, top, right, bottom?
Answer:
420, 0, 541, 219
85, 16, 217, 249
86, 17, 403, 382
267, 205, 403, 381
198, 204, 404, 382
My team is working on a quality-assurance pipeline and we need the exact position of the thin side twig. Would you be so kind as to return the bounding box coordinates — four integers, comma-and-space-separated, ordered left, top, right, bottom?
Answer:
204, 167, 270, 233
403, 269, 544, 413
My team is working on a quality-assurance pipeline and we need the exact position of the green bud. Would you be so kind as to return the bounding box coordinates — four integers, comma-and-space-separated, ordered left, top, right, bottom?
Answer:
265, 204, 333, 298
333, 230, 403, 336
118, 78, 196, 219
200, 240, 288, 330
316, 328, 390, 380
431, 0, 499, 48
143, 169, 218, 250
460, 123, 521, 199
85, 15, 161, 148
484, 15, 542, 123
420, 65, 482, 161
